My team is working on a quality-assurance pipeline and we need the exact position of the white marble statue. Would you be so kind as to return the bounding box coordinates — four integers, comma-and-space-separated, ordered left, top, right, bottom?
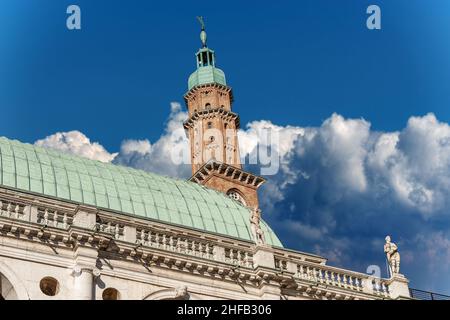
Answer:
250, 208, 265, 245
384, 235, 400, 276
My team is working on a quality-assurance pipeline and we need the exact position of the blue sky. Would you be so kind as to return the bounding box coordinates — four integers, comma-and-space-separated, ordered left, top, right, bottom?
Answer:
2, 1, 450, 294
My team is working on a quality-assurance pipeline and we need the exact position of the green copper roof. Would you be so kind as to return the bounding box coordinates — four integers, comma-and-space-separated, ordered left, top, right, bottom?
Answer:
188, 65, 226, 90
0, 136, 282, 247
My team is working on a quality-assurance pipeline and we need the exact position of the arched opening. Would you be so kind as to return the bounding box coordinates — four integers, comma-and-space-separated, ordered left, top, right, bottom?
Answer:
205, 103, 211, 109
39, 277, 59, 297
227, 189, 247, 206
0, 272, 18, 300
102, 288, 120, 300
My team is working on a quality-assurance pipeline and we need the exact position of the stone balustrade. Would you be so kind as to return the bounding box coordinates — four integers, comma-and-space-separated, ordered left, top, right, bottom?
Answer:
37, 207, 73, 229
96, 220, 124, 240
274, 257, 391, 298
136, 228, 214, 260
224, 247, 253, 268
0, 200, 25, 220
295, 261, 365, 292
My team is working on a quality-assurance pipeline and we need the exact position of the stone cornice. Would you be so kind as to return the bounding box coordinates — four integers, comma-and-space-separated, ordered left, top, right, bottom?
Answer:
183, 107, 240, 130
189, 160, 266, 189
184, 83, 234, 104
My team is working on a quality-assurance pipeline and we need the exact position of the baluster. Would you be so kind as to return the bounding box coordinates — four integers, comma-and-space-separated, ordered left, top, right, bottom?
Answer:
229, 249, 234, 262
205, 243, 210, 259
343, 274, 347, 288
373, 279, 379, 294
63, 213, 68, 229
177, 237, 182, 252
148, 231, 153, 246
353, 277, 359, 290
191, 240, 195, 255
244, 252, 250, 267
339, 274, 344, 287
115, 224, 120, 239
162, 234, 167, 250
6, 203, 12, 217
329, 272, 335, 285
14, 204, 20, 219
52, 211, 58, 227
43, 208, 49, 225
106, 222, 112, 233
237, 251, 242, 266
324, 270, 330, 284
0, 200, 3, 215
298, 265, 303, 278
155, 233, 160, 248
169, 236, 174, 251
139, 230, 145, 244
184, 239, 188, 254
318, 269, 324, 283
198, 242, 203, 257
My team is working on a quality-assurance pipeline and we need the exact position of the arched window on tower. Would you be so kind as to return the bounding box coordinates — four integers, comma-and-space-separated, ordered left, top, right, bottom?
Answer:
227, 189, 247, 206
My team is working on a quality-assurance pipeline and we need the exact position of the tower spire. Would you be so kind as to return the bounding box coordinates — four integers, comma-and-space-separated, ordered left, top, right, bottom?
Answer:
197, 16, 207, 48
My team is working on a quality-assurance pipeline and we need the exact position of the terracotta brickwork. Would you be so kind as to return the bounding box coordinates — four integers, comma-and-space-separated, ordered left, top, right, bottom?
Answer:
184, 83, 233, 116
201, 174, 260, 209
184, 83, 241, 174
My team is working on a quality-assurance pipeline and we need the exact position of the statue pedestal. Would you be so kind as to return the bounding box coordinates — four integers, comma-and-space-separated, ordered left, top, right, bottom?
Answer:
387, 274, 410, 299
253, 244, 275, 269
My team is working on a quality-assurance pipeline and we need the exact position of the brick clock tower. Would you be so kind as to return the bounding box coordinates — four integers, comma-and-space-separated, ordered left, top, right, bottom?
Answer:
184, 18, 265, 209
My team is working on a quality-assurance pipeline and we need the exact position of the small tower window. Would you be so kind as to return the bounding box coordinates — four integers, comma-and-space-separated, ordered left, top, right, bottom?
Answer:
205, 103, 211, 109
227, 189, 247, 206
207, 122, 212, 129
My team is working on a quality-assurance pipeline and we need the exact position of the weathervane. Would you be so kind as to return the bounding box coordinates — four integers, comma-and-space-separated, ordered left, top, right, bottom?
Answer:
196, 16, 207, 47
197, 16, 205, 29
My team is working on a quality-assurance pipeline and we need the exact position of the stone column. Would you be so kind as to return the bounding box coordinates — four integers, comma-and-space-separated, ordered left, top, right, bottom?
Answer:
71, 205, 99, 300
72, 266, 95, 300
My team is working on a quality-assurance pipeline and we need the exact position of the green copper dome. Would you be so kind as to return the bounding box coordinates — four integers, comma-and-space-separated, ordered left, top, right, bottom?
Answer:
0, 136, 282, 247
188, 65, 227, 90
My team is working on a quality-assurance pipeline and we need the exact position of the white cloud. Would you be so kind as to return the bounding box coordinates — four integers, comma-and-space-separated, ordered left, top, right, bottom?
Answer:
112, 102, 191, 178
257, 112, 450, 218
35, 130, 117, 163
